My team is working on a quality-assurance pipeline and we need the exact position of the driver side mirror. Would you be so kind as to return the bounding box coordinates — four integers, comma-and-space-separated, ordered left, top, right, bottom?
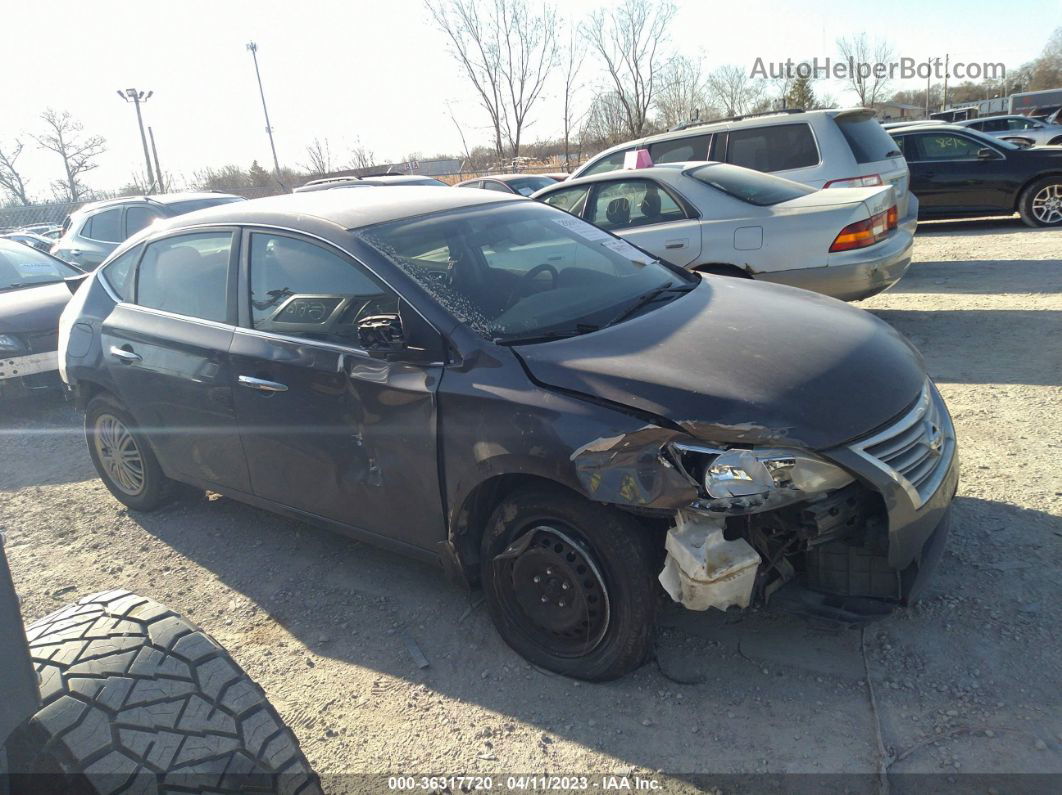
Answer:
357, 313, 407, 359
977, 147, 999, 160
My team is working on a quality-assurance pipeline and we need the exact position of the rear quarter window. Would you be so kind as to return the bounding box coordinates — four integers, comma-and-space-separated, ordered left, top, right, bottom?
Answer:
835, 115, 903, 164
725, 123, 819, 173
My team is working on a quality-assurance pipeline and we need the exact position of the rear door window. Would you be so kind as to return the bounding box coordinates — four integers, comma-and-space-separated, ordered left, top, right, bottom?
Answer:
834, 115, 902, 164
136, 232, 233, 323
125, 206, 164, 237
588, 179, 687, 230
910, 133, 984, 161
725, 123, 819, 172
649, 134, 711, 164
100, 245, 143, 301
84, 208, 123, 243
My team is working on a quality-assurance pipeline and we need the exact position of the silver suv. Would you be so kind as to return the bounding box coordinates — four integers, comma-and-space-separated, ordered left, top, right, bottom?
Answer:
572, 108, 918, 233
955, 115, 1062, 148
51, 192, 244, 269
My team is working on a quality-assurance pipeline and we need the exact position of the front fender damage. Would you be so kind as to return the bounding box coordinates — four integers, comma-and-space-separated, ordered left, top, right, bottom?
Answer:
569, 426, 699, 510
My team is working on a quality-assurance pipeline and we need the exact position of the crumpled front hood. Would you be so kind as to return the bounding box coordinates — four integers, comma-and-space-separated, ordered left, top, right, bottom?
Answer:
0, 282, 70, 334
514, 278, 926, 450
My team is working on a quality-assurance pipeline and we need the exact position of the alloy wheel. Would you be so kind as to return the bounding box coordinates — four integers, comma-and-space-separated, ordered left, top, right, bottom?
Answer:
1031, 183, 1062, 225
94, 414, 146, 496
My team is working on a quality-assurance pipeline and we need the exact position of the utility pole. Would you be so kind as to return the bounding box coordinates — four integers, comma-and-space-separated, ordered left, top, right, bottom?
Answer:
148, 127, 164, 193
117, 88, 156, 192
246, 42, 283, 182
942, 53, 950, 111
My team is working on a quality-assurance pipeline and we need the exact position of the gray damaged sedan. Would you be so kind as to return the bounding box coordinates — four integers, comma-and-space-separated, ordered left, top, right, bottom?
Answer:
59, 186, 957, 680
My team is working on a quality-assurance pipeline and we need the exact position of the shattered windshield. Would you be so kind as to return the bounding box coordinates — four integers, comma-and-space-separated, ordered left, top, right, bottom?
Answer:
359, 202, 690, 342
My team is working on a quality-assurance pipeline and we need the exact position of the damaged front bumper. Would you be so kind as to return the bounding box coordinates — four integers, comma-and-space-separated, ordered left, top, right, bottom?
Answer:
658, 383, 958, 613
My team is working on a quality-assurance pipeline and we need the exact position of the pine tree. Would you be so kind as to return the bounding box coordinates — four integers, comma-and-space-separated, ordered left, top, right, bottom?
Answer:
786, 75, 817, 110
248, 160, 271, 187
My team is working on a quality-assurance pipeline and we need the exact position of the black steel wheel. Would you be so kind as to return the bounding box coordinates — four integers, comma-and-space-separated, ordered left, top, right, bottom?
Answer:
481, 484, 659, 681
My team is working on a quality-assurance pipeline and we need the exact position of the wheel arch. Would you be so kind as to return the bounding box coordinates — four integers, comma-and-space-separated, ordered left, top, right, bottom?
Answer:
1014, 171, 1062, 212
693, 262, 753, 279
448, 473, 588, 584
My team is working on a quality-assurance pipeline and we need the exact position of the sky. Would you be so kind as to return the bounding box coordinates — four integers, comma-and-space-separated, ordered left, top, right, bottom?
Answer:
2, 0, 1060, 198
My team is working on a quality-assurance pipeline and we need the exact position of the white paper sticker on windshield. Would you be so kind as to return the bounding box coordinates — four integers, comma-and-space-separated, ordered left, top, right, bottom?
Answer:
16, 262, 53, 276
552, 215, 611, 241
601, 238, 648, 262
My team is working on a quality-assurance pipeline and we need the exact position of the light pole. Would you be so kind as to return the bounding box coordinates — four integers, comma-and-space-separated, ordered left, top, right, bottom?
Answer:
246, 42, 283, 182
116, 88, 156, 192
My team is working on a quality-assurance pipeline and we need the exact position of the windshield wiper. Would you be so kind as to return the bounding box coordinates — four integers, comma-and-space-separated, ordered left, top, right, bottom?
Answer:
601, 282, 695, 329
494, 323, 600, 346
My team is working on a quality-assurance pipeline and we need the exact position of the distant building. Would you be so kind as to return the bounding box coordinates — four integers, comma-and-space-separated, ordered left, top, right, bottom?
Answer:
874, 101, 924, 121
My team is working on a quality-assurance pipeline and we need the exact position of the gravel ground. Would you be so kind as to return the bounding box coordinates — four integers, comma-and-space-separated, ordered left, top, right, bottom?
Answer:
2, 217, 1060, 793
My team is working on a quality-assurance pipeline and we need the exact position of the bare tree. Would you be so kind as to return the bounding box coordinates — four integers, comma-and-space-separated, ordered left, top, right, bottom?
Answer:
561, 20, 587, 170
348, 139, 377, 170
302, 137, 335, 174
586, 0, 677, 138
836, 34, 895, 108
706, 65, 764, 116
654, 55, 719, 129
580, 91, 630, 151
426, 0, 558, 158
445, 102, 474, 168
32, 109, 106, 202
0, 140, 32, 205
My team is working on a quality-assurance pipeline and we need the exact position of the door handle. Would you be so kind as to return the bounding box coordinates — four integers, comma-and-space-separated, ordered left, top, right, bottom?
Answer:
69, 250, 82, 257
665, 239, 688, 250
109, 345, 141, 363
238, 375, 288, 393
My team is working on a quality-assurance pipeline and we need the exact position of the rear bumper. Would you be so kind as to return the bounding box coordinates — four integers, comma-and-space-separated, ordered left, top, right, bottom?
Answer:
755, 230, 914, 302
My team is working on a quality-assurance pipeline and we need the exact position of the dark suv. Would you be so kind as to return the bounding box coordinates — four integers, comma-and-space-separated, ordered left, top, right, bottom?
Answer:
59, 187, 957, 680
51, 192, 244, 269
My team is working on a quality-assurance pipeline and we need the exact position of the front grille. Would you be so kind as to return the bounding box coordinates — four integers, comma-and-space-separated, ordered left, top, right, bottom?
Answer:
850, 383, 954, 508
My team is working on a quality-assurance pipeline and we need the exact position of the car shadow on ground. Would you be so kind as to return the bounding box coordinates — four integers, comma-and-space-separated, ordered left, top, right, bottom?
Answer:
882, 260, 1062, 295
120, 484, 1062, 783
868, 309, 1062, 386
913, 217, 1029, 236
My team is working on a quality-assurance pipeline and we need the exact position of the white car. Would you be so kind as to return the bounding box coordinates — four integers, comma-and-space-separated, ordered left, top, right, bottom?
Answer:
569, 108, 919, 236
955, 115, 1062, 148
532, 161, 913, 302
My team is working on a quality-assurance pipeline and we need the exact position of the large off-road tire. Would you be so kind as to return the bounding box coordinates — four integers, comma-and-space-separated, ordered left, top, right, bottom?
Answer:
7, 590, 321, 795
85, 394, 176, 512
480, 485, 659, 681
1018, 176, 1062, 228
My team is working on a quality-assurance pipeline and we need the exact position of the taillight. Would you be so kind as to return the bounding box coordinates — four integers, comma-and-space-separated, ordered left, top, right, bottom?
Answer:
830, 205, 897, 252
823, 174, 883, 189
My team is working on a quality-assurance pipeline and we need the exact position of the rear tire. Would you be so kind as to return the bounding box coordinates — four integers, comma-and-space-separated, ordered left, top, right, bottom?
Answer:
7, 590, 321, 795
480, 485, 659, 681
85, 394, 175, 511
1018, 176, 1062, 228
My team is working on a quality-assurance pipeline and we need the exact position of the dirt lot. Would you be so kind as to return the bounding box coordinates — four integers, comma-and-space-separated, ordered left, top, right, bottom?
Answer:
2, 217, 1060, 793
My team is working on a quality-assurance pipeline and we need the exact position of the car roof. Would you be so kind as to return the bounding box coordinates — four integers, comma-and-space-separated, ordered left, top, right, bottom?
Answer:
582, 107, 873, 163
153, 185, 524, 232
887, 123, 973, 134
73, 191, 242, 214
474, 173, 556, 183
537, 162, 695, 191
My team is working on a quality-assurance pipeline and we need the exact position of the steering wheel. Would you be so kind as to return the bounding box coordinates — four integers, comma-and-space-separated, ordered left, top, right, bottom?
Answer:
505, 263, 558, 309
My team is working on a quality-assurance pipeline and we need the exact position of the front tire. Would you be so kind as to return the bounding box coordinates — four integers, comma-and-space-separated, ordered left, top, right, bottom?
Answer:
85, 394, 175, 511
7, 590, 321, 794
1019, 176, 1062, 227
480, 485, 659, 681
